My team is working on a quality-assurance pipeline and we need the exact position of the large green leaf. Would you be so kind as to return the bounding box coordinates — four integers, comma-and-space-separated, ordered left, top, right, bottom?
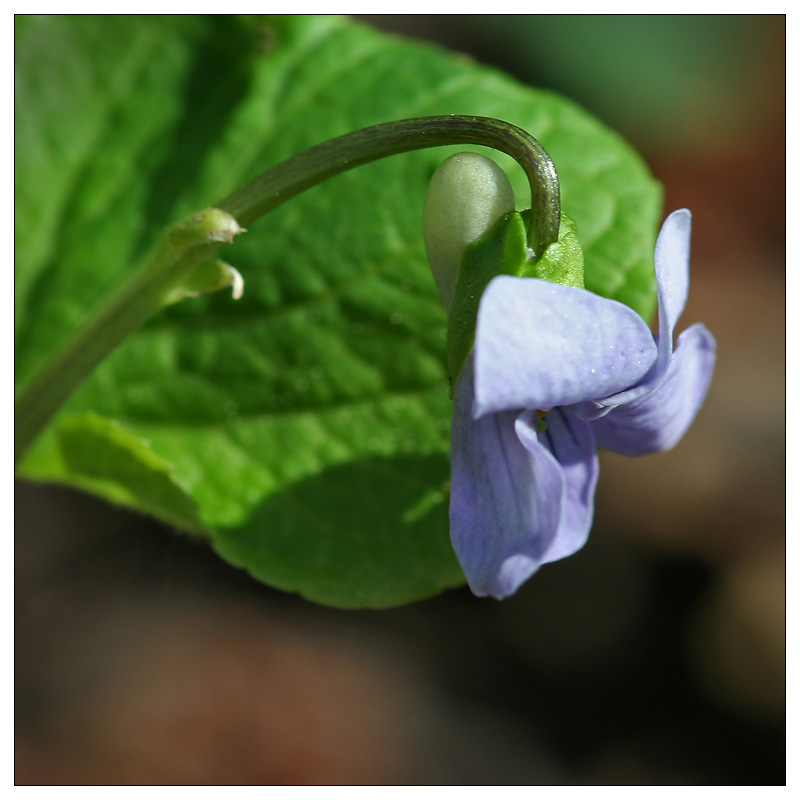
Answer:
15, 15, 661, 607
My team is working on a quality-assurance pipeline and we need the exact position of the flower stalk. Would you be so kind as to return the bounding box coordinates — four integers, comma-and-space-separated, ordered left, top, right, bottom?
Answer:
218, 116, 560, 256
14, 115, 561, 464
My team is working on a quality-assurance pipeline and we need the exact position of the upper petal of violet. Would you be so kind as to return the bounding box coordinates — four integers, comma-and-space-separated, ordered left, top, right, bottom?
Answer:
593, 209, 693, 411
473, 275, 657, 417
653, 209, 692, 372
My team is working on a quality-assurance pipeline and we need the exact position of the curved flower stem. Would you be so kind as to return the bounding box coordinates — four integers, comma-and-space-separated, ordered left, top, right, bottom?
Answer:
219, 115, 560, 257
15, 116, 560, 464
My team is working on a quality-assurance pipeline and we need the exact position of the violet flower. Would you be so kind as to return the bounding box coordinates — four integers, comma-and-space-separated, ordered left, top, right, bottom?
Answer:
450, 209, 716, 599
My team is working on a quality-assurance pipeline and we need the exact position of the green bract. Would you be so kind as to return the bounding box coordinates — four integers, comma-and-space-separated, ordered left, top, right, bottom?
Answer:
14, 15, 661, 607
518, 211, 585, 288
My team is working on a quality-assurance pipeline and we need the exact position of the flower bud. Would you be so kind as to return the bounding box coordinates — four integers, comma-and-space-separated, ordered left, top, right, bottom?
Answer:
423, 152, 515, 312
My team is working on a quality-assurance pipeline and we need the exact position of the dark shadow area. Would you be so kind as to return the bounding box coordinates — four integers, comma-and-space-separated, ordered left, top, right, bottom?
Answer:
15, 475, 785, 784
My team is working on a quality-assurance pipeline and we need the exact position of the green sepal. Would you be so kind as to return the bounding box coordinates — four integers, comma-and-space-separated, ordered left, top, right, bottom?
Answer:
446, 210, 528, 390
517, 211, 585, 289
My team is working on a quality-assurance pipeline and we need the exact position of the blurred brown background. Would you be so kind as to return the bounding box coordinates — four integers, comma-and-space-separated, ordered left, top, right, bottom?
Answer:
16, 15, 785, 785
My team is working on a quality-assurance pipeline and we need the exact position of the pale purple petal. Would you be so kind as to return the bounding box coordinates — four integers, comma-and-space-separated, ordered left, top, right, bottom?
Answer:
592, 323, 716, 456
654, 209, 692, 370
528, 408, 599, 564
450, 359, 565, 599
593, 209, 693, 410
473, 276, 657, 417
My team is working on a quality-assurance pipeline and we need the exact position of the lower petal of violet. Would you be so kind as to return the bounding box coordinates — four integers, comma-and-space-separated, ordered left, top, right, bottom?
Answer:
517, 407, 599, 565
592, 323, 716, 457
450, 359, 565, 599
